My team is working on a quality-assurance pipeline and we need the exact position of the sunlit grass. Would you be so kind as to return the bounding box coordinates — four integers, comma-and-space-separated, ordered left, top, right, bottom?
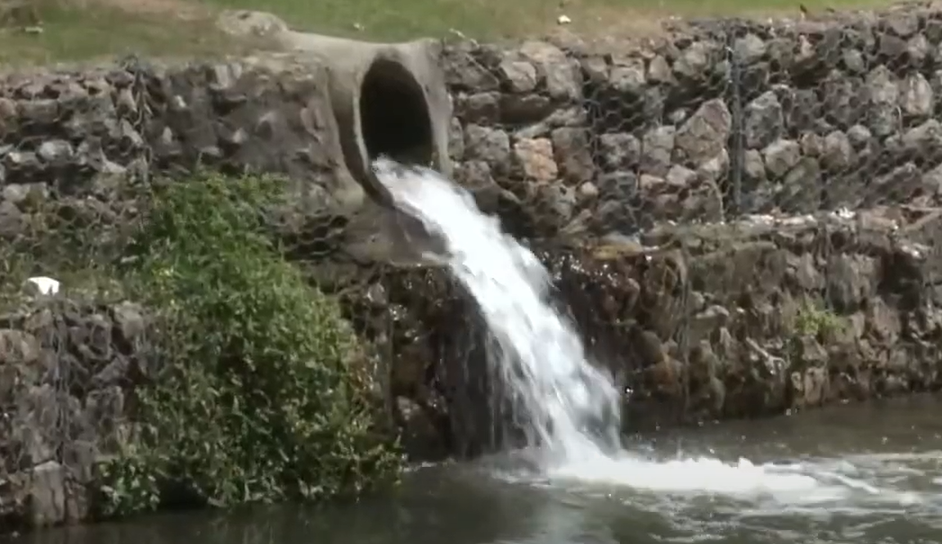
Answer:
0, 0, 239, 66
0, 0, 904, 66
199, 0, 899, 41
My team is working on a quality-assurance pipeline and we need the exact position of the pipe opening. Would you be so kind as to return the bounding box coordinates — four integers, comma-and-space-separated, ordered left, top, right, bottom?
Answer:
359, 58, 434, 168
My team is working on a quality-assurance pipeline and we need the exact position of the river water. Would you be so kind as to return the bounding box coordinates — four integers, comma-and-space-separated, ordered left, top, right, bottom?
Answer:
7, 395, 942, 544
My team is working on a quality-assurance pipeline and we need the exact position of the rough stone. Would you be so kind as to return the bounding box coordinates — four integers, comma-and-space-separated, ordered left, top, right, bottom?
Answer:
674, 41, 712, 79
464, 124, 511, 168
821, 131, 854, 171
598, 133, 640, 172
900, 73, 934, 118
641, 126, 676, 176
610, 58, 647, 95
498, 59, 539, 93
518, 41, 582, 101
675, 99, 731, 168
551, 127, 594, 184
762, 139, 801, 178
744, 91, 783, 150
512, 137, 557, 181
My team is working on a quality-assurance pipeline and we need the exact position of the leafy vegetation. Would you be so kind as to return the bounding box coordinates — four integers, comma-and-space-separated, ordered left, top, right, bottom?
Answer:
791, 300, 846, 340
95, 172, 401, 517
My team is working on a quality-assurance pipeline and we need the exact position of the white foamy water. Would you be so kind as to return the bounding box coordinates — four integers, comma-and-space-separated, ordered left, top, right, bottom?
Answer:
371, 158, 926, 507
373, 158, 620, 465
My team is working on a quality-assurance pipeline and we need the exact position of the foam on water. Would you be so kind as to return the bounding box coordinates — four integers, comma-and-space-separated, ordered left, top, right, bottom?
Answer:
370, 158, 916, 506
372, 157, 620, 466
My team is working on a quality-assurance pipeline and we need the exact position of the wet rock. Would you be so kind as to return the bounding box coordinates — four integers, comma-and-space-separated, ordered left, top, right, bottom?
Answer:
395, 396, 448, 461
827, 254, 876, 312
448, 117, 465, 160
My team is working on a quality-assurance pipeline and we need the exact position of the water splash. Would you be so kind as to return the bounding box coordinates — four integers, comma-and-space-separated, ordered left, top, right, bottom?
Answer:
372, 158, 620, 465
371, 158, 920, 506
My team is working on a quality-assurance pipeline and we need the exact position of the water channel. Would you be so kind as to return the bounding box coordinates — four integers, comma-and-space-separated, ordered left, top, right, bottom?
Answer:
7, 395, 942, 544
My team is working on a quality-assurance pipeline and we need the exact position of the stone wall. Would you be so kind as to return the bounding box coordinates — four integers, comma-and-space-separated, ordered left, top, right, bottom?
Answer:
443, 2, 942, 234
2, 1, 942, 530
0, 299, 147, 528
0, 54, 357, 229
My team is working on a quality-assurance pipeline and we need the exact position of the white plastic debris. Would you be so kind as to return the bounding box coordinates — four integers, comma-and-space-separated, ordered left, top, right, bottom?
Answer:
833, 207, 855, 220
557, 14, 571, 25
24, 276, 60, 296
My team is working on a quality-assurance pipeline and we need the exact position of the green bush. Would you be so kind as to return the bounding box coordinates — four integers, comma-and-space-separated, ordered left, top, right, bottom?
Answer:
98, 172, 401, 517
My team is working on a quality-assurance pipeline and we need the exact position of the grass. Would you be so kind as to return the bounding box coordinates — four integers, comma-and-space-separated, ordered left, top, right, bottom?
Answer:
0, 1, 243, 65
0, 0, 902, 66
231, 0, 900, 41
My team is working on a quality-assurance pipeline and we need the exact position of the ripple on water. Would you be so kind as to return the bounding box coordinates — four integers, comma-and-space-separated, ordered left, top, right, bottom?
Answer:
481, 447, 942, 522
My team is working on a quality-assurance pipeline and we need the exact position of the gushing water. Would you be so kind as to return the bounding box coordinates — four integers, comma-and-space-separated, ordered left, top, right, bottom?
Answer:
372, 158, 620, 465
371, 158, 926, 507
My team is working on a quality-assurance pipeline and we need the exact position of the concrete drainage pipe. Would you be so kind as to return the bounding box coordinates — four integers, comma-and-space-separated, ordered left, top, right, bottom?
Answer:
275, 31, 454, 265
276, 32, 452, 204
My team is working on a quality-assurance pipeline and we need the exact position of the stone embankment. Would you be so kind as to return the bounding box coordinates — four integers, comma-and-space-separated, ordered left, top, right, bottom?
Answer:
444, 7, 942, 234
2, 1, 942, 530
0, 300, 145, 527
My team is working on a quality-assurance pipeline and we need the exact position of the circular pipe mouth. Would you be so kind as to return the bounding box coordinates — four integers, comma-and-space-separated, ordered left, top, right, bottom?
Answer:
353, 57, 435, 212
359, 58, 434, 169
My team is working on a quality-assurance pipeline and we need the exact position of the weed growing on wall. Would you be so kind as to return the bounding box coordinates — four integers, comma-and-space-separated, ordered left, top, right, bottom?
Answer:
792, 301, 846, 340
97, 172, 401, 517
